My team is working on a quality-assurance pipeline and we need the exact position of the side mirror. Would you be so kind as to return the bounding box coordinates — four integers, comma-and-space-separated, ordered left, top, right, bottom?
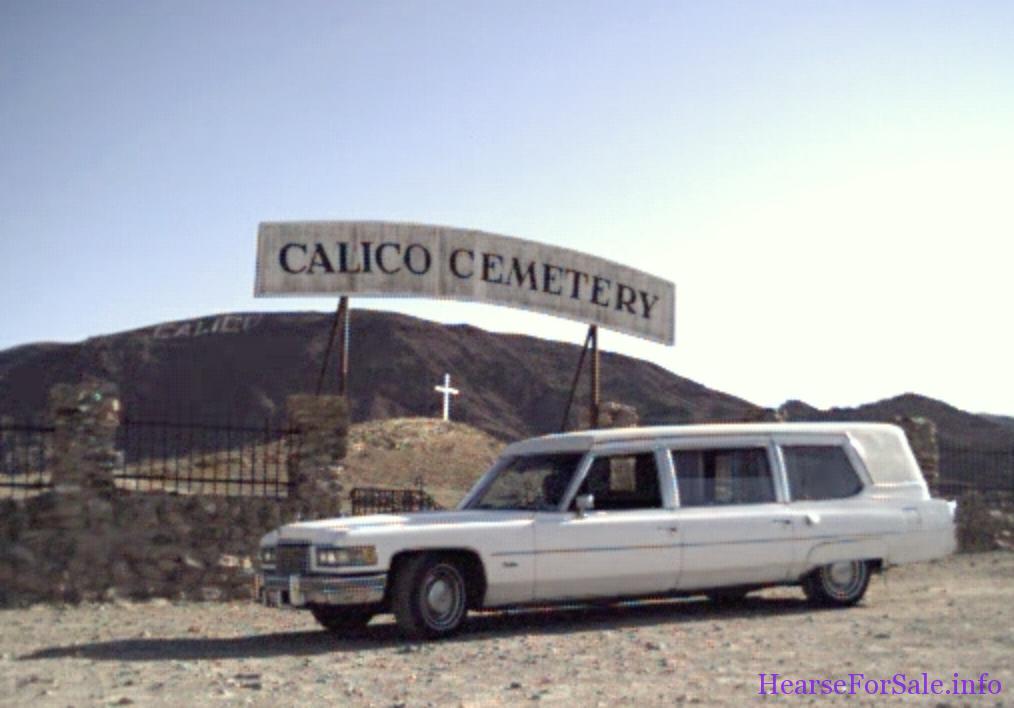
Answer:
575, 494, 595, 517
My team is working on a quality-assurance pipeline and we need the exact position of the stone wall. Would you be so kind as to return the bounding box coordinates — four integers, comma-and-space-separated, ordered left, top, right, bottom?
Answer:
886, 417, 1011, 552
0, 381, 347, 606
953, 491, 1014, 552
0, 493, 305, 604
895, 416, 940, 488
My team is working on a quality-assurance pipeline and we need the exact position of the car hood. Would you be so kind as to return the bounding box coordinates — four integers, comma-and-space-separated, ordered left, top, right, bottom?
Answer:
273, 509, 533, 542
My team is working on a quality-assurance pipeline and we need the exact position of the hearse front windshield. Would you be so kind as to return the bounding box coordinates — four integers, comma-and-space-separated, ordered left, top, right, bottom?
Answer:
466, 453, 584, 511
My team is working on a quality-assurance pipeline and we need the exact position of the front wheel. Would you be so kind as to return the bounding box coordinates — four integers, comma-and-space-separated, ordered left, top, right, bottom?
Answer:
802, 560, 871, 606
392, 554, 468, 639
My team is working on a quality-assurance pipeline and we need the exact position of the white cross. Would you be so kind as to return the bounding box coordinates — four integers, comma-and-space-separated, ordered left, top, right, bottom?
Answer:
434, 373, 460, 421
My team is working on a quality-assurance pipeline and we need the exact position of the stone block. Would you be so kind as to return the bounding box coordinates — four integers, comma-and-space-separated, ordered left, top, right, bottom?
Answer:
216, 554, 240, 568
3, 543, 38, 567
200, 586, 223, 602
155, 558, 179, 575
111, 560, 132, 584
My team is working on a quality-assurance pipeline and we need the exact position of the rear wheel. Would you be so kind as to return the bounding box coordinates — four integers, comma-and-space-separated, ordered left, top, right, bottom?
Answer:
310, 606, 374, 635
802, 560, 871, 606
392, 554, 468, 639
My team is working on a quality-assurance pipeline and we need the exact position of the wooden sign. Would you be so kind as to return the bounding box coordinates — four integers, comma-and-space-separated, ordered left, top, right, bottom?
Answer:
255, 221, 675, 345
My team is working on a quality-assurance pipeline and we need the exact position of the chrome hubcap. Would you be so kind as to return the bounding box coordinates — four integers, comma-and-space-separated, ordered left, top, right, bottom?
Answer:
420, 564, 465, 630
822, 560, 866, 600
828, 561, 856, 586
426, 579, 454, 616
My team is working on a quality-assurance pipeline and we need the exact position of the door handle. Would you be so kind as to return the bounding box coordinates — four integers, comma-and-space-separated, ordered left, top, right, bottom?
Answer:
772, 518, 793, 526
658, 525, 679, 534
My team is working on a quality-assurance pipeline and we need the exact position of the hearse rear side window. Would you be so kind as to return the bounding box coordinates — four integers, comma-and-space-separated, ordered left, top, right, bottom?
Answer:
672, 448, 775, 506
782, 445, 864, 500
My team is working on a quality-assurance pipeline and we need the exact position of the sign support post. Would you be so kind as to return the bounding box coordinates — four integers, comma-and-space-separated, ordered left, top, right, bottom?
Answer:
316, 296, 350, 396
590, 325, 600, 429
560, 325, 597, 432
338, 296, 350, 396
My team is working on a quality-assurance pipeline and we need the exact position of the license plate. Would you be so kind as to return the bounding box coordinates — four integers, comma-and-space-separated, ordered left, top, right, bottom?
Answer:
289, 575, 304, 606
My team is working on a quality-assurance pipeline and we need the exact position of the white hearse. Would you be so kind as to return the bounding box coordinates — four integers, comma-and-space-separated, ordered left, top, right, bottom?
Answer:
255, 423, 956, 639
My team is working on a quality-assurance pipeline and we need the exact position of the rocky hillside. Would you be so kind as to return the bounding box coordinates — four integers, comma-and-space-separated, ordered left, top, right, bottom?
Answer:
1, 310, 1012, 456
781, 395, 1014, 451
0, 310, 760, 440
982, 414, 1014, 435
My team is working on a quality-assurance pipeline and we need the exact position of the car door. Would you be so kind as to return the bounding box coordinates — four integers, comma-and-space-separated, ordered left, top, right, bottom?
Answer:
775, 437, 884, 576
533, 448, 681, 601
670, 439, 797, 590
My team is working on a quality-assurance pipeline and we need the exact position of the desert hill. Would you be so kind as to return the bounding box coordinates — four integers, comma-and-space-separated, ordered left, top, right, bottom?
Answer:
781, 394, 1014, 451
0, 310, 759, 440
982, 414, 1014, 435
1, 310, 1012, 461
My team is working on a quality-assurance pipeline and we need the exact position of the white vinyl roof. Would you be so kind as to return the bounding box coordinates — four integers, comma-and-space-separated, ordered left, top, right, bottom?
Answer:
505, 422, 904, 455
503, 422, 925, 488
515, 422, 924, 487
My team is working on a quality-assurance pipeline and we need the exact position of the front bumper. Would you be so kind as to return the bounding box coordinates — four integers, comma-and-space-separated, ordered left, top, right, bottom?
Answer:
256, 572, 387, 608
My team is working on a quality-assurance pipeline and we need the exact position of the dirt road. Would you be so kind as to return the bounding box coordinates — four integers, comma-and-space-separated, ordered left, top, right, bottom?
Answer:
1, 552, 1010, 707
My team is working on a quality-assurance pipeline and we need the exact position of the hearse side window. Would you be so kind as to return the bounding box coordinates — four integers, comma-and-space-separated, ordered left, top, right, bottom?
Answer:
783, 445, 863, 501
672, 448, 775, 506
573, 453, 662, 510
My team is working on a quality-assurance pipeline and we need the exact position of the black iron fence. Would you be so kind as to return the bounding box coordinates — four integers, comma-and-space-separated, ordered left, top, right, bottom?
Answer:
115, 417, 300, 497
0, 421, 55, 499
938, 445, 1014, 499
350, 486, 441, 516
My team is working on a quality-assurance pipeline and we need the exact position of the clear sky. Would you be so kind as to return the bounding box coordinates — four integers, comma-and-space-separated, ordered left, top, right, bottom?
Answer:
2, 1, 1012, 415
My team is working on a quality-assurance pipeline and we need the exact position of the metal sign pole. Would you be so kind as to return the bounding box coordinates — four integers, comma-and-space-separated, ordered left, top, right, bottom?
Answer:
560, 325, 595, 433
590, 325, 600, 429
337, 296, 349, 396
315, 296, 349, 396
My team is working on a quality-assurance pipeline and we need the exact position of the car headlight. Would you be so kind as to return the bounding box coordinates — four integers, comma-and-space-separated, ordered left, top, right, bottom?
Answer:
260, 546, 276, 566
316, 545, 378, 568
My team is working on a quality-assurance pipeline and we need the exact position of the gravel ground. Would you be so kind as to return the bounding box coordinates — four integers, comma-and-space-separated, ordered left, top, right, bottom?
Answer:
1, 552, 1011, 707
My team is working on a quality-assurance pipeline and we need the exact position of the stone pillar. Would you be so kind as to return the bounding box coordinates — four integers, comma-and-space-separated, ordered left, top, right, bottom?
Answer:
0, 415, 14, 474
47, 380, 121, 601
286, 395, 348, 515
49, 380, 121, 493
741, 407, 789, 423
896, 416, 940, 489
581, 401, 639, 429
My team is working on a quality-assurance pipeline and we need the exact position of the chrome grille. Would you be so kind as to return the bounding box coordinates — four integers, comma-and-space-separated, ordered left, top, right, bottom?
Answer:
276, 543, 310, 574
